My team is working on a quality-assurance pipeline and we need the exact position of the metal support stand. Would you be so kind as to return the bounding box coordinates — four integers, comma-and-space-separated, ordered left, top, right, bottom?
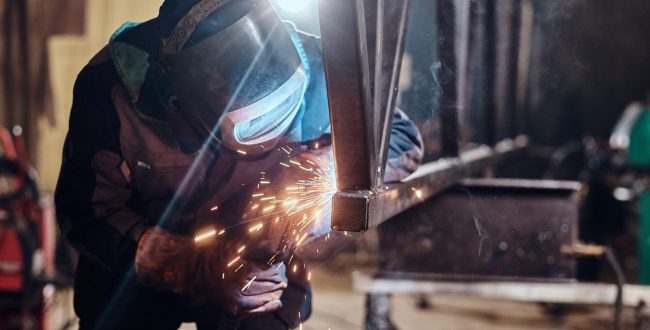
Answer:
355, 272, 650, 330
365, 293, 397, 330
638, 303, 650, 330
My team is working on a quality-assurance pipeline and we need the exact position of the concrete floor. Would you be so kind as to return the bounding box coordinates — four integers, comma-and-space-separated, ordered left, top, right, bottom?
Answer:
305, 269, 633, 330
47, 267, 631, 330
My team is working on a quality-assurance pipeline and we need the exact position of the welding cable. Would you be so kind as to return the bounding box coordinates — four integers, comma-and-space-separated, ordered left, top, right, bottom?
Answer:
604, 247, 624, 330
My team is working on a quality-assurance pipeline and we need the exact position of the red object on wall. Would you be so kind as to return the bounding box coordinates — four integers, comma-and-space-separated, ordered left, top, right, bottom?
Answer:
0, 229, 24, 292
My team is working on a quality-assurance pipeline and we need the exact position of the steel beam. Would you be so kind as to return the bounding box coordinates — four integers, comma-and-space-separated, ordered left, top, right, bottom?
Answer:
318, 0, 412, 191
318, 0, 375, 191
374, 0, 411, 188
331, 137, 529, 232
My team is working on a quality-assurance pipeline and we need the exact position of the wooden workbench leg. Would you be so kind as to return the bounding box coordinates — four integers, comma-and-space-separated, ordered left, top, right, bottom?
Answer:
365, 293, 397, 330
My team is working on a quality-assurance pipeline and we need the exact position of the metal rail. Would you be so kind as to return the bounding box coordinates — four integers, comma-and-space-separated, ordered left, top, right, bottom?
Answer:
353, 272, 650, 307
332, 137, 529, 232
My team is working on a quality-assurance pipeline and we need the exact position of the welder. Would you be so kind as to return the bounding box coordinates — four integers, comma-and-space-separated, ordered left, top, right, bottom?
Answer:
55, 0, 423, 329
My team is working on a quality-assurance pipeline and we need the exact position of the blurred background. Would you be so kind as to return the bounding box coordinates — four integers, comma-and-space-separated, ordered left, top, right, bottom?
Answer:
2, 0, 650, 329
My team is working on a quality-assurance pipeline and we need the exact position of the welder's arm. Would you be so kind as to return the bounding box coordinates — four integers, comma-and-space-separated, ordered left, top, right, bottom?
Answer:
55, 66, 149, 272
384, 108, 424, 182
56, 65, 287, 315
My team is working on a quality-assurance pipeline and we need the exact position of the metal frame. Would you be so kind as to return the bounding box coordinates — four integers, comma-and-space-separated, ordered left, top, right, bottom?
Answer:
354, 272, 650, 330
354, 271, 650, 308
318, 0, 531, 232
331, 138, 528, 231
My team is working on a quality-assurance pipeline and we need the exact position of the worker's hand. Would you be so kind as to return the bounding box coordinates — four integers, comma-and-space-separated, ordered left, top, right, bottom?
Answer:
222, 262, 288, 316
135, 227, 288, 316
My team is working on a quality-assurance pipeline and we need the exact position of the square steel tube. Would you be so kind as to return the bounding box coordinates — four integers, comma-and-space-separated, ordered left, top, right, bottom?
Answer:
318, 0, 375, 191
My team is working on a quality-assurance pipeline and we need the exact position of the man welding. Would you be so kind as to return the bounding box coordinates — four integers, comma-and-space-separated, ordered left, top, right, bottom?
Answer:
55, 0, 423, 329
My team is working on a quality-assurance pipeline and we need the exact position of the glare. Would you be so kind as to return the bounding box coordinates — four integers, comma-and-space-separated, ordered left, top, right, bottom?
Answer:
274, 0, 310, 13
613, 187, 633, 202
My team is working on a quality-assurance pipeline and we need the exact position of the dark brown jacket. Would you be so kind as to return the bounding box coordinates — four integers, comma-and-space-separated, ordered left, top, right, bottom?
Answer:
55, 45, 423, 329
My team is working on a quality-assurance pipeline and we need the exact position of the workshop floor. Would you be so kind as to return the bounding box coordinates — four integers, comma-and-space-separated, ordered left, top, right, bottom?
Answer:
49, 267, 633, 330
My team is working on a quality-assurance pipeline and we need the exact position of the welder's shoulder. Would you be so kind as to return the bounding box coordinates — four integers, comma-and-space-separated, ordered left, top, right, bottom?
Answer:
69, 46, 121, 142
75, 45, 120, 93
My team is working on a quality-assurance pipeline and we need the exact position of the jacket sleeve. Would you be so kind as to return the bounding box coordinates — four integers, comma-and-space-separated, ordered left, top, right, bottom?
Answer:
55, 61, 150, 272
384, 108, 424, 182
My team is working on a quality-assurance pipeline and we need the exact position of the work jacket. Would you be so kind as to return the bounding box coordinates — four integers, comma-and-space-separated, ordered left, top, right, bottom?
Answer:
55, 20, 423, 329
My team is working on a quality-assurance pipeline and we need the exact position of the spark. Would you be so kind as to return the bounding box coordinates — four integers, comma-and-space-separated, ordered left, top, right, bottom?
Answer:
241, 276, 257, 292
210, 206, 219, 212
194, 229, 217, 243
237, 245, 247, 254
237, 150, 247, 155
308, 272, 312, 281
228, 147, 336, 279
227, 256, 241, 267
218, 229, 226, 236
249, 223, 264, 232
296, 233, 309, 247
267, 251, 280, 265
234, 264, 244, 272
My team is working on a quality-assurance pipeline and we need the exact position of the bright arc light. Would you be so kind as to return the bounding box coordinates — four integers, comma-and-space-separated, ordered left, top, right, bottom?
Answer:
274, 0, 310, 13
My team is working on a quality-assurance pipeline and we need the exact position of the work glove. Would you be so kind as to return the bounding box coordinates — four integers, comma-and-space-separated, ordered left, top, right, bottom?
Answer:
134, 227, 288, 316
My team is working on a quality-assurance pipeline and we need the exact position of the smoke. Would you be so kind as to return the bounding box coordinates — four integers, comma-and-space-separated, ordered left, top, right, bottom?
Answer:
539, 0, 585, 22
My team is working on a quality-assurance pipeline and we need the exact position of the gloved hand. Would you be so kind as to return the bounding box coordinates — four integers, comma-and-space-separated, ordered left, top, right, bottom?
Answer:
134, 227, 288, 316
224, 261, 288, 315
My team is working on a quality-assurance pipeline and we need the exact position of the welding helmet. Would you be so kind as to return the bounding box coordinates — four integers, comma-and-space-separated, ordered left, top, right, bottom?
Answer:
158, 0, 307, 155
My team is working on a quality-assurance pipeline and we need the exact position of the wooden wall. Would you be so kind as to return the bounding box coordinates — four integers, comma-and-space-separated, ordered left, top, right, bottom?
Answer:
37, 0, 161, 191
